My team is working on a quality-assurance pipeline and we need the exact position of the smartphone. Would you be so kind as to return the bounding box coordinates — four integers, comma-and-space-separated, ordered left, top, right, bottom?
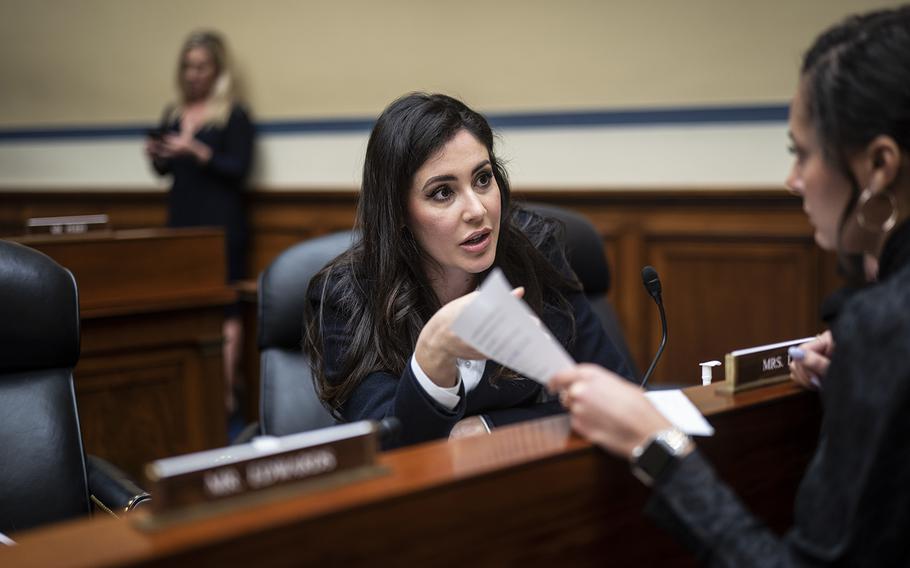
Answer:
146, 128, 166, 141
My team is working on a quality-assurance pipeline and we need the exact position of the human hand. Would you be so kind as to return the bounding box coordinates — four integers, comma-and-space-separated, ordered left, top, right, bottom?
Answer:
158, 133, 212, 163
415, 287, 524, 387
788, 330, 833, 390
448, 416, 490, 440
549, 364, 673, 460
145, 138, 166, 160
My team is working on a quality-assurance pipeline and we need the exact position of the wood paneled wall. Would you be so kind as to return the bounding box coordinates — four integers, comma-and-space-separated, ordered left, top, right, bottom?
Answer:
1, 189, 841, 386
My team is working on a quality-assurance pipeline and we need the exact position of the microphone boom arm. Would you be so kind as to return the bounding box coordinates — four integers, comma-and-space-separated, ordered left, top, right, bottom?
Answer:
639, 265, 668, 389
640, 298, 667, 389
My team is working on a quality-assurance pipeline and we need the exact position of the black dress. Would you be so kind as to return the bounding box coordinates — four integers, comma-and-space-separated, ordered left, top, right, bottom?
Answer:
152, 104, 255, 284
646, 220, 910, 566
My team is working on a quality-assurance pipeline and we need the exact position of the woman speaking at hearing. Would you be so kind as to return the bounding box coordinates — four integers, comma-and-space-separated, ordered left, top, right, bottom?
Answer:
551, 7, 910, 566
303, 93, 633, 448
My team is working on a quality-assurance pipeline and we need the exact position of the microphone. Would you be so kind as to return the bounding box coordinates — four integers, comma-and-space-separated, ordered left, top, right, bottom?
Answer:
640, 266, 668, 389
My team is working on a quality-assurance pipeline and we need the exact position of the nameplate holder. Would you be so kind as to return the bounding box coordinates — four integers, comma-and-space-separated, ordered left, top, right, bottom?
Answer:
138, 420, 385, 529
718, 337, 814, 394
26, 214, 110, 235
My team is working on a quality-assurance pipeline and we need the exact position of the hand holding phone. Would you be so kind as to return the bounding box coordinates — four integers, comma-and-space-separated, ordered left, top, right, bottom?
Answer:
145, 128, 168, 160
146, 128, 166, 141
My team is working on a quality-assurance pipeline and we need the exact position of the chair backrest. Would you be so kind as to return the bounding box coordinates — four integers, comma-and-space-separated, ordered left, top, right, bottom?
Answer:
523, 203, 639, 379
0, 240, 91, 534
257, 231, 355, 436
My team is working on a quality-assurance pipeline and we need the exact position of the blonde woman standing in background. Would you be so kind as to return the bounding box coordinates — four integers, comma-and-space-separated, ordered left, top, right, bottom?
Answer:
146, 30, 255, 415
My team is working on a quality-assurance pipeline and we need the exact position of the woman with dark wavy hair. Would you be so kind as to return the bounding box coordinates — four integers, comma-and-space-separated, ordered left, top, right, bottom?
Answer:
551, 7, 910, 565
303, 93, 632, 447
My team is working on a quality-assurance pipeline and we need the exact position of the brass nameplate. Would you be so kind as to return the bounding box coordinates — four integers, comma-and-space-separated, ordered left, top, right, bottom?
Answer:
144, 421, 381, 517
719, 337, 814, 394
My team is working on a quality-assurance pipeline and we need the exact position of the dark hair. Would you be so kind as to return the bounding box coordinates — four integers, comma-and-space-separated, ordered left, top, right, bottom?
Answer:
799, 7, 910, 274
303, 93, 579, 415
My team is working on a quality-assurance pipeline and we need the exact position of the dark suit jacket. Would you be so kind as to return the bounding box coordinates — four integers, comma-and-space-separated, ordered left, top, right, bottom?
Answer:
315, 233, 633, 448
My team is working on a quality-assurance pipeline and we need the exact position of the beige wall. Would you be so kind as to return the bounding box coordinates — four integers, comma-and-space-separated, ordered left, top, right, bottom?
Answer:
1, 0, 902, 127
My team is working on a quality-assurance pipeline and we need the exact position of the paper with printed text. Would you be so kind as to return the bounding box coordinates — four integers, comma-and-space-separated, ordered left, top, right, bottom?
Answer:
450, 269, 575, 385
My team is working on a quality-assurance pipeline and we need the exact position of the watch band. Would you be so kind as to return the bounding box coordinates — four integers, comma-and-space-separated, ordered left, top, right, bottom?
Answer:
630, 428, 692, 487
477, 415, 492, 434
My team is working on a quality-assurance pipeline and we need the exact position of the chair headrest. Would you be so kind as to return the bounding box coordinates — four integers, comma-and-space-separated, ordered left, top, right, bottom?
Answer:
0, 241, 80, 372
522, 203, 611, 294
258, 231, 356, 350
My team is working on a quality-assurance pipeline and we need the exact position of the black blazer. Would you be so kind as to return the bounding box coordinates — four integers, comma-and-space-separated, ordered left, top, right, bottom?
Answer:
315, 234, 634, 448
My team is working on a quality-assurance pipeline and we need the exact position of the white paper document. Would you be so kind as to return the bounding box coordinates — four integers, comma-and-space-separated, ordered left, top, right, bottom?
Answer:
644, 390, 715, 436
451, 269, 714, 437
450, 269, 575, 385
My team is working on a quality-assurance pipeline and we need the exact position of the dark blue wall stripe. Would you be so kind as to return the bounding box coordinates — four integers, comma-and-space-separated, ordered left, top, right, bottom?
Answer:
258, 118, 377, 134
0, 104, 788, 141
488, 105, 788, 129
0, 125, 153, 141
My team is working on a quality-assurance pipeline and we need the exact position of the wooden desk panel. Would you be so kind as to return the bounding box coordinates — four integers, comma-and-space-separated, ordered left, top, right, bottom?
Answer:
2, 382, 821, 567
14, 228, 233, 317
9, 229, 233, 479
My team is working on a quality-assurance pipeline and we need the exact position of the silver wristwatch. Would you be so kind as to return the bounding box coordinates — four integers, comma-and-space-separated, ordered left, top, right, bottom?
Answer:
630, 428, 692, 487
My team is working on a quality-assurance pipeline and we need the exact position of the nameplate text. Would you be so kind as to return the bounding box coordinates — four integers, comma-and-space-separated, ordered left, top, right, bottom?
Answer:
146, 421, 380, 514
721, 337, 815, 393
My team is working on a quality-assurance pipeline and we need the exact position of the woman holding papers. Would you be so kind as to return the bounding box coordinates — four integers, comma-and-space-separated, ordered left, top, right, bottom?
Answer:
303, 93, 633, 448
551, 7, 910, 565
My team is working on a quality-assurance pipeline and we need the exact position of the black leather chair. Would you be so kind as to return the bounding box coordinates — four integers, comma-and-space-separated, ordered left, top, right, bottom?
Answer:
524, 203, 639, 379
255, 231, 356, 437
0, 240, 149, 535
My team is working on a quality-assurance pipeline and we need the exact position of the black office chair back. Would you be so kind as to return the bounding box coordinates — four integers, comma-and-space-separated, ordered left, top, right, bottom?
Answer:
0, 240, 91, 534
257, 231, 356, 436
523, 203, 639, 379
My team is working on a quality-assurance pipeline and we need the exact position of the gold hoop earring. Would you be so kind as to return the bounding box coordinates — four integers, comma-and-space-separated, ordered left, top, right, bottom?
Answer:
856, 187, 898, 233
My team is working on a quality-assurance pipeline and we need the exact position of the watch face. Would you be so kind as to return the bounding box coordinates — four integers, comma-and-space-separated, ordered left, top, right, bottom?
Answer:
638, 439, 674, 478
632, 434, 684, 486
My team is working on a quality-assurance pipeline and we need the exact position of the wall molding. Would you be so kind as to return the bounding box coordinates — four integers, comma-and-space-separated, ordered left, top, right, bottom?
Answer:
0, 103, 788, 141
